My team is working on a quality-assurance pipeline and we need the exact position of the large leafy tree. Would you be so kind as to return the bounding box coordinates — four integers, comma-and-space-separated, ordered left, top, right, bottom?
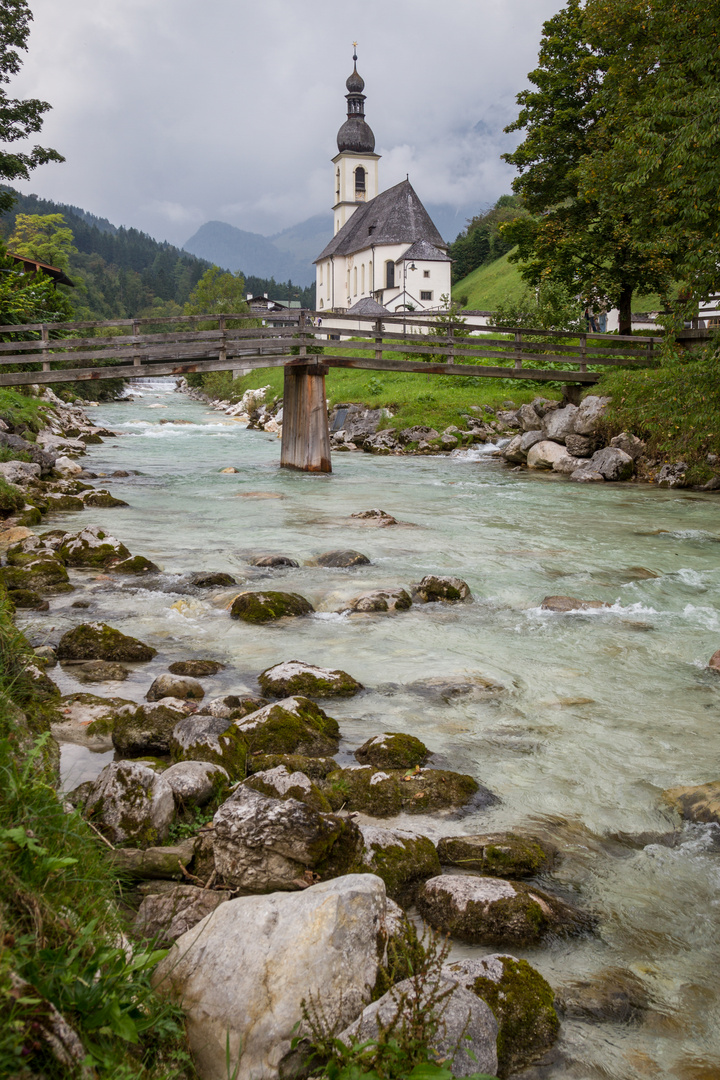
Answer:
8, 212, 77, 270
501, 0, 675, 334
183, 266, 248, 316
0, 0, 63, 216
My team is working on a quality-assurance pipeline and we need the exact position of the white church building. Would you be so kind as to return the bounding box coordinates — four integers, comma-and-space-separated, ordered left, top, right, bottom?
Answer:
314, 52, 452, 315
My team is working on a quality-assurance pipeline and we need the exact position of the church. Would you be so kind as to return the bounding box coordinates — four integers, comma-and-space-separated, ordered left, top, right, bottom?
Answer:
314, 51, 452, 314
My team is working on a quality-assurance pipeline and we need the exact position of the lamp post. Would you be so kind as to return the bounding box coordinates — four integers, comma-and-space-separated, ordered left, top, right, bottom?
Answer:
401, 260, 417, 335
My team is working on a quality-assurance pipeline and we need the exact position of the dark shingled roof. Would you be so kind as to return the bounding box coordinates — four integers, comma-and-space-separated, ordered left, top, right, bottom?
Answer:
315, 180, 446, 263
346, 297, 390, 316
394, 238, 452, 265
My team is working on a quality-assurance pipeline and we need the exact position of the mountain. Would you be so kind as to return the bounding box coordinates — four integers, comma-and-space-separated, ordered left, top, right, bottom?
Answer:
183, 220, 323, 286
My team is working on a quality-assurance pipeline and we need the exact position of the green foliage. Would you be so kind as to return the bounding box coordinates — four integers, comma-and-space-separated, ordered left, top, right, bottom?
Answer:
183, 266, 248, 318
8, 213, 77, 272
448, 195, 529, 284
0, 386, 47, 429
0, 473, 23, 513
0, 243, 75, 328
494, 279, 585, 333
167, 805, 215, 842
0, 1, 64, 218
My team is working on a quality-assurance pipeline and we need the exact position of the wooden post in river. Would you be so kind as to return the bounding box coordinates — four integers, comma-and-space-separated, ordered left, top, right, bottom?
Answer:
279, 361, 332, 472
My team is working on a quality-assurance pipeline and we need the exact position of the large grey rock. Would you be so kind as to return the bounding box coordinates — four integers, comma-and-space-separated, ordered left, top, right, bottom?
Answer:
526, 440, 574, 470
59, 526, 131, 568
258, 660, 362, 698
212, 785, 345, 890
355, 824, 441, 901
657, 461, 688, 487
0, 460, 41, 485
411, 575, 471, 602
338, 976, 498, 1078
610, 431, 645, 460
135, 885, 229, 944
542, 404, 577, 443
170, 713, 248, 778
552, 451, 585, 476
503, 429, 545, 463
152, 874, 389, 1080
573, 395, 610, 435
112, 700, 191, 756
582, 446, 634, 481
84, 761, 175, 846
565, 432, 596, 457
342, 588, 412, 613
244, 765, 331, 813
517, 402, 543, 432
398, 425, 439, 445
146, 673, 205, 702
163, 761, 229, 807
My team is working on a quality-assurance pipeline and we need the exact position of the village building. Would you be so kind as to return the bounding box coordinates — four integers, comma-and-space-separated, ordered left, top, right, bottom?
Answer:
314, 52, 451, 314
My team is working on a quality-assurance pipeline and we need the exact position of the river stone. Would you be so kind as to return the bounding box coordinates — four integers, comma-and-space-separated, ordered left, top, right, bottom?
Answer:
237, 696, 340, 757
247, 554, 300, 568
246, 754, 337, 780
437, 832, 557, 877
168, 659, 225, 677
70, 660, 129, 683
338, 975, 498, 1079
229, 590, 314, 623
111, 555, 160, 574
517, 402, 543, 432
541, 595, 610, 612
610, 431, 645, 461
162, 761, 229, 808
581, 446, 634, 481
555, 966, 649, 1023
191, 571, 237, 587
82, 489, 128, 508
570, 467, 605, 483
244, 765, 331, 813
1, 557, 71, 593
503, 430, 545, 463
542, 404, 577, 443
444, 954, 559, 1077
198, 692, 269, 720
417, 875, 593, 945
43, 492, 86, 512
573, 395, 610, 435
398, 425, 439, 444
411, 575, 472, 603
212, 786, 347, 890
7, 588, 45, 609
552, 450, 585, 475
354, 732, 429, 769
323, 766, 490, 817
50, 692, 135, 751
350, 508, 398, 525
406, 674, 505, 700
316, 549, 370, 567
170, 714, 248, 779
343, 588, 412, 613
152, 875, 389, 1080
527, 440, 574, 470
354, 824, 441, 901
57, 622, 157, 662
565, 432, 596, 457
59, 525, 131, 567
84, 760, 175, 847
108, 838, 195, 879
709, 650, 720, 672
258, 660, 362, 698
135, 885, 229, 944
0, 459, 41, 484
662, 780, 720, 825
112, 701, 192, 756
146, 673, 205, 702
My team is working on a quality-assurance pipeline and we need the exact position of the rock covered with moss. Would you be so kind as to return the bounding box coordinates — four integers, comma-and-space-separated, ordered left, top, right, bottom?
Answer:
411, 575, 472, 603
190, 571, 237, 587
111, 554, 160, 574
353, 824, 440, 902
51, 692, 136, 750
162, 761, 229, 809
315, 549, 370, 567
70, 660, 129, 683
354, 732, 429, 769
59, 525, 131, 567
197, 692, 269, 720
168, 659, 224, 677
437, 832, 557, 877
244, 764, 331, 813
81, 489, 129, 508
662, 780, 720, 825
112, 701, 192, 756
236, 696, 340, 757
229, 590, 314, 623
1, 557, 72, 594
245, 753, 337, 779
342, 588, 412, 613
417, 874, 594, 945
170, 714, 248, 779
56, 622, 157, 662
258, 660, 362, 698
323, 766, 490, 817
84, 760, 175, 847
146, 673, 205, 702
445, 954, 559, 1077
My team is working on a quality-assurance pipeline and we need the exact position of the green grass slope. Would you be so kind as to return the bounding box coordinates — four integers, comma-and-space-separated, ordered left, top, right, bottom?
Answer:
453, 250, 528, 310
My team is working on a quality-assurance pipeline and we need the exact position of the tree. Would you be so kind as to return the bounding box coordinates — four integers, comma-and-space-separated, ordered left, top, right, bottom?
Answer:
501, 0, 674, 334
0, 0, 64, 216
183, 266, 248, 316
8, 212, 77, 270
448, 195, 529, 283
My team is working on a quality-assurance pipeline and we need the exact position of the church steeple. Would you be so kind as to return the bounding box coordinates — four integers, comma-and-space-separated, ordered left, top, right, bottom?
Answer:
336, 47, 375, 154
332, 47, 381, 234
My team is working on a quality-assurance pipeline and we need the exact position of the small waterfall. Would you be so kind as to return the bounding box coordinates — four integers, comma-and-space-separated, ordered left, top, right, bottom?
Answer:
123, 375, 178, 396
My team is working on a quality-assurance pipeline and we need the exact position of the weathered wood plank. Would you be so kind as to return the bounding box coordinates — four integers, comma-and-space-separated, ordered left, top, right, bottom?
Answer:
320, 355, 598, 382
280, 364, 331, 472
0, 355, 293, 387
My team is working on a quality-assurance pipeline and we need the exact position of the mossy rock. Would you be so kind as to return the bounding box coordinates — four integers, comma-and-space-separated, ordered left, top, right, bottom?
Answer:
82, 490, 129, 507
246, 752, 337, 779
84, 760, 175, 848
111, 555, 160, 574
59, 527, 131, 568
353, 824, 441, 902
7, 588, 44, 609
112, 702, 189, 756
44, 493, 85, 511
322, 766, 486, 817
354, 732, 429, 769
244, 765, 332, 813
168, 659, 225, 677
1, 558, 70, 592
436, 832, 558, 878
170, 714, 248, 780
71, 660, 129, 683
315, 550, 371, 567
56, 622, 157, 662
0, 479, 24, 514
17, 507, 43, 526
237, 696, 340, 757
445, 954, 560, 1077
191, 571, 237, 587
258, 659, 362, 698
229, 590, 314, 623
411, 575, 472, 603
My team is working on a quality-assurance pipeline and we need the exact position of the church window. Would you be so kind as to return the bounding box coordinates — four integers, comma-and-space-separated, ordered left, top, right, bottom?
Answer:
319, 264, 323, 286
361, 264, 365, 293
354, 267, 358, 295
319, 299, 324, 309
421, 290, 433, 301
423, 270, 430, 278
336, 168, 340, 199
355, 167, 366, 195
385, 261, 395, 289
368, 260, 372, 285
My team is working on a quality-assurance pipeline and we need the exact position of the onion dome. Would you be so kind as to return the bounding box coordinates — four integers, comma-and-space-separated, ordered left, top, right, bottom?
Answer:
337, 47, 375, 154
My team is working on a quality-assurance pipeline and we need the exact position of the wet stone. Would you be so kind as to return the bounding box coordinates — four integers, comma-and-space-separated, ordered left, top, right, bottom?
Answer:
436, 832, 558, 877
247, 554, 300, 568
315, 549, 371, 567
229, 590, 314, 623
190, 571, 237, 587
258, 660, 362, 699
323, 766, 491, 817
146, 673, 205, 702
541, 595, 610, 612
555, 967, 649, 1023
411, 575, 472, 603
56, 622, 157, 662
168, 659, 225, 677
354, 732, 429, 769
70, 660, 129, 683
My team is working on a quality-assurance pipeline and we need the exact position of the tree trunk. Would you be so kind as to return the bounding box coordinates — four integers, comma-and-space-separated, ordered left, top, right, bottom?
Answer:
618, 284, 633, 336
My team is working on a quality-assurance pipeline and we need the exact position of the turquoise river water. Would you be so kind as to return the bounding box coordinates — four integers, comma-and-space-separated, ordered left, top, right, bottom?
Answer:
18, 378, 720, 1079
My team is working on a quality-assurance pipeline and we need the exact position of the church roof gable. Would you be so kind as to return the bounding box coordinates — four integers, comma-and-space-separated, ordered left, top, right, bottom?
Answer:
346, 297, 391, 316
394, 238, 452, 264
315, 180, 446, 262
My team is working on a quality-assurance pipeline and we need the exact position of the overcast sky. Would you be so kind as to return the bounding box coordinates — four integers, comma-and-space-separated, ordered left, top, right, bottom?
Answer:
9, 0, 560, 246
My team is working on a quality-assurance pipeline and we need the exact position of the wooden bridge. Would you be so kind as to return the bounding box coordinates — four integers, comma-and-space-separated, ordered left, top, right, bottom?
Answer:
0, 310, 682, 473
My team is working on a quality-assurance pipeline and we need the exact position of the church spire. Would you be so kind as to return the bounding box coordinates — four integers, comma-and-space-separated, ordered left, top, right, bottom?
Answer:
337, 46, 375, 153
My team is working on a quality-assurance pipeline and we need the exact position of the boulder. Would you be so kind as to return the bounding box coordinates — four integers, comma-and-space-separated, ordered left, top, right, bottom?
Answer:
50, 692, 135, 751
503, 430, 544, 464
410, 575, 471, 603
517, 403, 543, 432
437, 832, 557, 877
565, 432, 596, 457
315, 549, 370, 567
354, 732, 429, 769
542, 404, 577, 443
573, 395, 610, 435
710, 650, 720, 672
440, 434, 459, 449
170, 714, 248, 778
258, 660, 362, 699
609, 431, 645, 460
354, 824, 441, 901
445, 954, 559, 1077
526, 440, 574, 470
212, 786, 348, 890
363, 432, 399, 455
555, 966, 649, 1023
1, 557, 71, 593
0, 460, 41, 485
229, 590, 314, 623
406, 674, 505, 700
349, 508, 398, 525
7, 588, 46, 609
541, 595, 609, 612
244, 765, 331, 813
84, 761, 175, 847
247, 554, 300, 568
570, 467, 605, 483
237, 696, 340, 758
323, 766, 491, 817
56, 622, 157, 661
152, 875, 389, 1080
662, 780, 720, 825
417, 875, 593, 945
191, 571, 237, 587
135, 885, 229, 944
657, 461, 688, 487
552, 450, 585, 475
343, 588, 412, 613
245, 754, 337, 780
338, 976, 497, 1079
112, 701, 191, 757
146, 673, 205, 702
108, 838, 195, 879
161, 761, 229, 808
398, 425, 439, 445
70, 660, 129, 683
54, 455, 84, 477
59, 525, 131, 567
198, 693, 268, 720
579, 446, 634, 481
111, 555, 160, 574
168, 659, 224, 677
82, 489, 128, 508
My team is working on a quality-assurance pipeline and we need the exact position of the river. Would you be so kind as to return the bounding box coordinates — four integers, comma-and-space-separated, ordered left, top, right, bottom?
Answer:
20, 377, 720, 1079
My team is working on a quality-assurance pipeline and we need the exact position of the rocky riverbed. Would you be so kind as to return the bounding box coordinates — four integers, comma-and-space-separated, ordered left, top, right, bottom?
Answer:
4, 377, 720, 1080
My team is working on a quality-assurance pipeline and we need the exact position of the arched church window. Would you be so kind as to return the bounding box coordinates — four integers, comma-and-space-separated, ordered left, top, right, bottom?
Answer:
355, 167, 366, 194
361, 264, 365, 293
354, 267, 358, 295
385, 260, 395, 289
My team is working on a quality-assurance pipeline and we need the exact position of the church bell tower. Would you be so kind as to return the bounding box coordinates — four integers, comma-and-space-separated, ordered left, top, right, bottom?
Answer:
332, 47, 380, 234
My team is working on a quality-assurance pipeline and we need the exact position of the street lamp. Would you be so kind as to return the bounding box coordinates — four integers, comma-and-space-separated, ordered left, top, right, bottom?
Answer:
401, 260, 417, 336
